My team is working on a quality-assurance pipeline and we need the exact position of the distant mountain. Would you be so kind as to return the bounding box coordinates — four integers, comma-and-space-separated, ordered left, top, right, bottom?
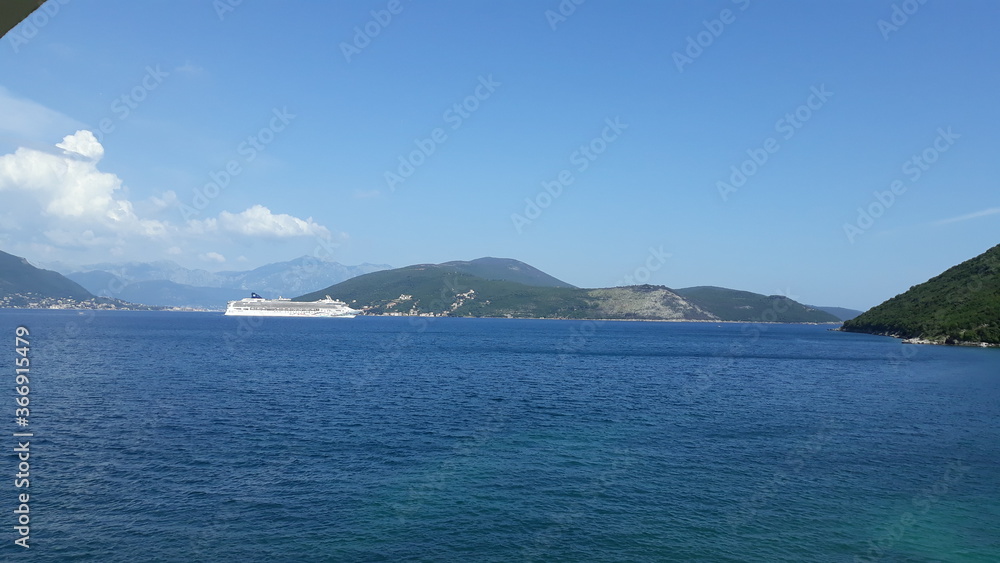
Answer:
65, 270, 126, 295
53, 259, 226, 288
298, 259, 833, 322
842, 244, 1000, 345
60, 256, 392, 308
215, 257, 393, 296
115, 281, 248, 310
0, 249, 93, 300
809, 306, 863, 322
674, 286, 841, 323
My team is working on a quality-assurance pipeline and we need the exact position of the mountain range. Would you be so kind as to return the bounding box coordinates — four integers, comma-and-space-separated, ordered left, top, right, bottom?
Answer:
0, 249, 856, 322
5, 244, 995, 340
48, 256, 392, 309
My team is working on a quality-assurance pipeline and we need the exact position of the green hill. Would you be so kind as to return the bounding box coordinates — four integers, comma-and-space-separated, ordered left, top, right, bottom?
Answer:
674, 286, 840, 323
296, 260, 713, 319
808, 305, 863, 322
841, 244, 1000, 345
297, 264, 593, 318
438, 257, 575, 288
297, 259, 835, 322
0, 249, 94, 300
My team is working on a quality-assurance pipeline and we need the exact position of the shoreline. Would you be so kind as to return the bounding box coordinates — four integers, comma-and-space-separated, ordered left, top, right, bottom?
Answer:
0, 306, 845, 324
835, 327, 999, 348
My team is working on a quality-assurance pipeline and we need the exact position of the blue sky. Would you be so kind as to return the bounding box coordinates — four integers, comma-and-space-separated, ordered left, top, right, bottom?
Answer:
0, 0, 998, 310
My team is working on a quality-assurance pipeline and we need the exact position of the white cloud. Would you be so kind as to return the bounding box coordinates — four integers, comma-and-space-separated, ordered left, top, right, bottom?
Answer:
0, 131, 170, 239
186, 217, 216, 235
55, 129, 105, 160
0, 127, 339, 264
211, 204, 331, 239
934, 207, 1000, 226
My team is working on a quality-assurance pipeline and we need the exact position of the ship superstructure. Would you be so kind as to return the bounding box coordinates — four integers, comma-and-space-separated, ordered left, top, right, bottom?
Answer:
225, 293, 359, 318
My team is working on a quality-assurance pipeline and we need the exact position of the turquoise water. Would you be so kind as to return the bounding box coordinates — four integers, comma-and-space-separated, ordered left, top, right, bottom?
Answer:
2, 310, 998, 561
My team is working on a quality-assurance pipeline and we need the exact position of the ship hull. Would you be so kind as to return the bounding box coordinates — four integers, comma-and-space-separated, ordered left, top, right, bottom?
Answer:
224, 308, 356, 318
224, 296, 359, 318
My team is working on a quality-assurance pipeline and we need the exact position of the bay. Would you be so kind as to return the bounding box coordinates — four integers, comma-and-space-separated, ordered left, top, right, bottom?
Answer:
2, 310, 997, 562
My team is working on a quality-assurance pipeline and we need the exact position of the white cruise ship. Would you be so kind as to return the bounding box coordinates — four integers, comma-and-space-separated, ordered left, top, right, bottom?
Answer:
225, 293, 360, 318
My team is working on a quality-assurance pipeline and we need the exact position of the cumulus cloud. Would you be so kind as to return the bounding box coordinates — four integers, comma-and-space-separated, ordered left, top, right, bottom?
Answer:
55, 130, 104, 160
191, 204, 330, 239
0, 128, 339, 263
0, 131, 169, 240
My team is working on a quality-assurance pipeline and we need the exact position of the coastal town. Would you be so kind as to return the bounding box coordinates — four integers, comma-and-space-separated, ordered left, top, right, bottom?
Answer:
0, 292, 161, 310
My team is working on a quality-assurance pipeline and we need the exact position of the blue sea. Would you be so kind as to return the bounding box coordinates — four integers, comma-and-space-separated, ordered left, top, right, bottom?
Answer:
2, 310, 998, 562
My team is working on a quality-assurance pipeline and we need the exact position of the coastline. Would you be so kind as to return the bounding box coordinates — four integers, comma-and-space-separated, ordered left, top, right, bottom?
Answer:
834, 327, 999, 348
0, 306, 844, 324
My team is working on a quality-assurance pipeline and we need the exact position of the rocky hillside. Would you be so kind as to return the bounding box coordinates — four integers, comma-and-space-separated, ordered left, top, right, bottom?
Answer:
585, 286, 714, 320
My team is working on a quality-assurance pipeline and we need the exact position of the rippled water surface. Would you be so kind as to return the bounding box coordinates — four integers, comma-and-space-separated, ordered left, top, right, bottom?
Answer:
3, 310, 998, 561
